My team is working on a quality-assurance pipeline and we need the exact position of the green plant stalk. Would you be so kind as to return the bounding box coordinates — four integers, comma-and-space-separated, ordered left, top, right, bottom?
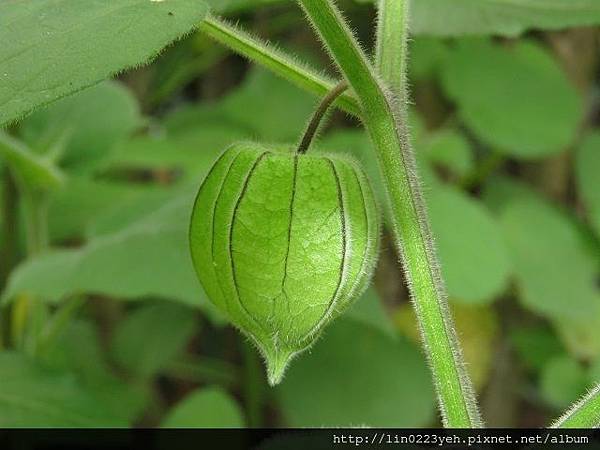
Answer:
199, 15, 361, 117
552, 384, 600, 428
297, 0, 481, 428
375, 0, 410, 95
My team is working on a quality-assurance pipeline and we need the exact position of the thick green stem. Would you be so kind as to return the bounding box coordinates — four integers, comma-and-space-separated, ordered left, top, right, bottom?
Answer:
297, 0, 481, 428
199, 15, 360, 117
552, 384, 600, 428
375, 0, 410, 96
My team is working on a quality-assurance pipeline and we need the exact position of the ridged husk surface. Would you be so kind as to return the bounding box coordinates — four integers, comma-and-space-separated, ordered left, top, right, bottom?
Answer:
189, 142, 379, 384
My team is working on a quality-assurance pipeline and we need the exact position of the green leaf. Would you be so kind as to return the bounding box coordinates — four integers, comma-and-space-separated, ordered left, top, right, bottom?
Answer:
162, 387, 244, 428
107, 126, 245, 183
20, 81, 142, 173
576, 132, 600, 237
409, 38, 449, 81
497, 194, 600, 322
427, 186, 511, 304
276, 319, 435, 427
111, 302, 198, 378
206, 0, 283, 14
441, 39, 582, 158
166, 68, 315, 142
43, 319, 149, 423
541, 355, 588, 409
510, 325, 565, 373
409, 0, 600, 37
2, 191, 211, 310
345, 287, 397, 340
47, 178, 156, 242
0, 132, 63, 192
0, 352, 126, 427
422, 129, 474, 178
0, 0, 208, 126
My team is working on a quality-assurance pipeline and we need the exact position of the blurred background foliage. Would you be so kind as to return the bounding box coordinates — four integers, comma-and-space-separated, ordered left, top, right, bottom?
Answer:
0, 0, 599, 428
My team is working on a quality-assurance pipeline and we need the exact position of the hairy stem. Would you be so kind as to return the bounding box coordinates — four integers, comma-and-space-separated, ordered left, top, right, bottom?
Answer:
297, 81, 348, 154
297, 0, 481, 427
552, 384, 600, 428
199, 15, 360, 117
375, 0, 410, 96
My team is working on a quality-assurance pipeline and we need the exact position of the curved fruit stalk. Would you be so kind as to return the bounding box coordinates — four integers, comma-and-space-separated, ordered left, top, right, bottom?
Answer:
189, 142, 379, 384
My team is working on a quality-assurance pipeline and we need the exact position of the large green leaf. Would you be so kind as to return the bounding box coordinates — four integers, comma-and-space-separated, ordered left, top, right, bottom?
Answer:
276, 318, 435, 427
409, 0, 600, 37
19, 81, 143, 172
162, 387, 244, 428
0, 0, 208, 126
2, 191, 210, 310
0, 352, 126, 427
111, 302, 198, 378
441, 39, 582, 158
576, 133, 600, 237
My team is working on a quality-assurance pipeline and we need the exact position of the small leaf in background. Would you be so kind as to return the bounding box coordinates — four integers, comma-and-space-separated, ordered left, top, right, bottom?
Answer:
0, 0, 208, 126
2, 192, 211, 311
166, 68, 315, 142
409, 38, 449, 81
555, 316, 600, 361
427, 187, 510, 304
421, 129, 474, 179
409, 0, 600, 37
107, 126, 246, 183
20, 81, 143, 173
496, 195, 600, 322
540, 355, 588, 409
589, 359, 600, 385
345, 287, 397, 340
510, 325, 565, 373
395, 303, 498, 390
111, 302, 198, 379
43, 320, 149, 424
277, 319, 435, 427
0, 352, 125, 427
441, 39, 582, 158
162, 387, 244, 428
576, 132, 600, 237
47, 178, 156, 242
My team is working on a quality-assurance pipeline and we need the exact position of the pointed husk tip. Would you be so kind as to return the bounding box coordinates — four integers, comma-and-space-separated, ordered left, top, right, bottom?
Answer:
265, 348, 295, 386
